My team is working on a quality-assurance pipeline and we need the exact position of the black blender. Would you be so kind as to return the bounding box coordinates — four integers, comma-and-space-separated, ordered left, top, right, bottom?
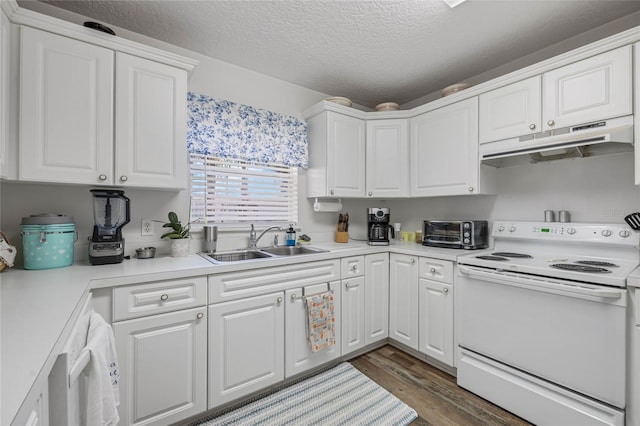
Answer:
89, 189, 130, 265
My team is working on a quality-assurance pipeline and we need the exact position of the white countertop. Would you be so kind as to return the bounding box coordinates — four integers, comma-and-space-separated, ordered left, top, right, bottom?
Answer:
0, 240, 468, 424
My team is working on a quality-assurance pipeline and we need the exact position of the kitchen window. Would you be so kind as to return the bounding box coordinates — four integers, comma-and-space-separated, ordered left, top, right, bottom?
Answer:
186, 92, 307, 226
189, 154, 298, 226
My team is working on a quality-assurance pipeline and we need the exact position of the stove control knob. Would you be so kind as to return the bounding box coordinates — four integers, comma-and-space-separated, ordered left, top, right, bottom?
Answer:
601, 229, 612, 237
497, 225, 505, 232
567, 228, 576, 235
509, 226, 516, 232
619, 230, 631, 238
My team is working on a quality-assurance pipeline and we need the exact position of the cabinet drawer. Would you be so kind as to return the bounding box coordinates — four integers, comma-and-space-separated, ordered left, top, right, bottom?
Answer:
113, 276, 207, 321
419, 258, 454, 284
341, 256, 364, 278
209, 260, 340, 303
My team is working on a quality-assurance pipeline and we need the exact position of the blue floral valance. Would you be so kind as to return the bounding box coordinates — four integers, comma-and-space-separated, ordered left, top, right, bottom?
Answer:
187, 92, 308, 168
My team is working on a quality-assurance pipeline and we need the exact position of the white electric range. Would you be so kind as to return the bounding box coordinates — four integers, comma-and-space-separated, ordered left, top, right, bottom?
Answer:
456, 221, 639, 426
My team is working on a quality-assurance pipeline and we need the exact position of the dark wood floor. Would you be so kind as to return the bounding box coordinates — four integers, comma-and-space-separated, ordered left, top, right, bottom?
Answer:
350, 345, 531, 426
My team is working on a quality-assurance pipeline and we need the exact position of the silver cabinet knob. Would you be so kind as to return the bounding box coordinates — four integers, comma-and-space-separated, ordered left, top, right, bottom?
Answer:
196, 312, 204, 319
160, 294, 169, 301
529, 124, 536, 130
330, 189, 335, 195
509, 226, 516, 232
98, 174, 108, 181
443, 288, 449, 294
498, 225, 505, 232
368, 192, 373, 196
120, 175, 128, 182
547, 120, 555, 127
430, 267, 436, 273
277, 297, 283, 303
291, 293, 297, 301
345, 282, 352, 289
468, 187, 474, 192
410, 258, 415, 264
351, 265, 358, 272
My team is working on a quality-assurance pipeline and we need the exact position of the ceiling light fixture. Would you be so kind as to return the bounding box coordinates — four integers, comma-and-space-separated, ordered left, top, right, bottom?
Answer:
443, 0, 467, 8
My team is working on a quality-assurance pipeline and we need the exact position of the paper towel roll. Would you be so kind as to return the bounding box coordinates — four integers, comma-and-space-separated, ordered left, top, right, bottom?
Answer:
313, 198, 343, 212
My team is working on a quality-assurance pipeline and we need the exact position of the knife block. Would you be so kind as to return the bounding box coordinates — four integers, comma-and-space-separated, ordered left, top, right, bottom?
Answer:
335, 225, 348, 243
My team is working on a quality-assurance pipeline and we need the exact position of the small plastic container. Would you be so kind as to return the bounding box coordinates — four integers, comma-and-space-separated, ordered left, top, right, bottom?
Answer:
21, 214, 76, 270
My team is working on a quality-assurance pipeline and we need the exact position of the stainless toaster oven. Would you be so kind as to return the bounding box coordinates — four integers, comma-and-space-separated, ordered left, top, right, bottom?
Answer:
422, 220, 488, 250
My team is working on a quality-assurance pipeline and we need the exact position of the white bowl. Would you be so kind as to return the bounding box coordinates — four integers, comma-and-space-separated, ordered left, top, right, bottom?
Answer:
375, 102, 399, 111
442, 83, 471, 97
325, 96, 352, 107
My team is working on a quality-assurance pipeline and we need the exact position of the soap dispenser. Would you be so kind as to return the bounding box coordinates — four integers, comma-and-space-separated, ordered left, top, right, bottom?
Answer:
286, 225, 296, 246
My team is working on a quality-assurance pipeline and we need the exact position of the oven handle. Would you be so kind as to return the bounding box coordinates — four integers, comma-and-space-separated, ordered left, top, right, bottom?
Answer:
458, 265, 623, 300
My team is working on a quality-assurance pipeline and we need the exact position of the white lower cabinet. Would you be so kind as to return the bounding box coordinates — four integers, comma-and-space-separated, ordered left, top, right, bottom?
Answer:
364, 253, 389, 345
113, 307, 207, 426
209, 292, 285, 408
341, 274, 366, 354
285, 281, 341, 377
389, 253, 419, 350
340, 254, 389, 356
418, 279, 454, 366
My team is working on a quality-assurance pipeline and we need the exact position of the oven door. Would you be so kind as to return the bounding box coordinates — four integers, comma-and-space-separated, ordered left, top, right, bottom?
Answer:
457, 265, 626, 408
423, 221, 462, 246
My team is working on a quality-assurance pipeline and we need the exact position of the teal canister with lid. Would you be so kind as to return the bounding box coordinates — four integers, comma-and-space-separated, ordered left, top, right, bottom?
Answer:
21, 214, 76, 270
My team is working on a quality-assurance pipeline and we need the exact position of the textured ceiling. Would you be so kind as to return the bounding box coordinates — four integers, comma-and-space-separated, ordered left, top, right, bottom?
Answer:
21, 0, 640, 108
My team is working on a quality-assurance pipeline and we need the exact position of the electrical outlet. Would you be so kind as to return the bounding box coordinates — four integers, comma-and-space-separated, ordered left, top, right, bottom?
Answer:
141, 219, 153, 236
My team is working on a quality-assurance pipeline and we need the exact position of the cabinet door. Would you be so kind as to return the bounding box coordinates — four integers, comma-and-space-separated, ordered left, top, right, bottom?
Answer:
209, 292, 284, 407
115, 52, 188, 189
410, 98, 479, 197
19, 26, 114, 184
327, 112, 365, 197
284, 282, 341, 378
479, 76, 541, 143
341, 275, 365, 355
418, 279, 454, 366
0, 8, 12, 179
366, 119, 409, 197
389, 253, 419, 350
542, 45, 632, 131
365, 253, 389, 345
113, 307, 207, 426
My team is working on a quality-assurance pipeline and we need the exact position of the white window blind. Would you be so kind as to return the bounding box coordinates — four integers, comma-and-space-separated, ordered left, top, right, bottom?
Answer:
190, 154, 298, 225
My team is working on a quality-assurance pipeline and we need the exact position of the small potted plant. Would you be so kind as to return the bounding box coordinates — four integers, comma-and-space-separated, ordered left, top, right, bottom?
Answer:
161, 211, 191, 257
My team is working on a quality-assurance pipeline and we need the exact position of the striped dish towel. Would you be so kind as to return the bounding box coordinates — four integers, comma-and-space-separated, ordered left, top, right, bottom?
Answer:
304, 290, 336, 352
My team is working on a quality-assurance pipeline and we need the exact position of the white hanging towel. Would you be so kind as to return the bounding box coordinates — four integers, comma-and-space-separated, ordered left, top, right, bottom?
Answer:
85, 311, 120, 426
304, 290, 336, 352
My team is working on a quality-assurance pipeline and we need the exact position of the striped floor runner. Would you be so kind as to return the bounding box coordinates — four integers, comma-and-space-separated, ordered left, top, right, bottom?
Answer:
196, 362, 417, 425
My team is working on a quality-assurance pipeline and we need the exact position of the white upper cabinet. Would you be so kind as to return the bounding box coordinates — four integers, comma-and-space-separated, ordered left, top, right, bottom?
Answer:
366, 119, 409, 198
115, 52, 187, 189
0, 7, 15, 180
411, 97, 492, 196
479, 76, 542, 143
307, 111, 366, 198
18, 26, 190, 189
19, 26, 114, 185
542, 45, 632, 131
479, 46, 632, 144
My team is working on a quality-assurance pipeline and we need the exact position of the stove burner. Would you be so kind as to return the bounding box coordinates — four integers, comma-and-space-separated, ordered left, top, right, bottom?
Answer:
492, 252, 533, 258
476, 255, 509, 261
575, 260, 619, 268
550, 263, 612, 273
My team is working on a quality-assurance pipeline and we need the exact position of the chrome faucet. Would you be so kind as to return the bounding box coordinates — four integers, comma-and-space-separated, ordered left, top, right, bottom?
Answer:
248, 224, 283, 249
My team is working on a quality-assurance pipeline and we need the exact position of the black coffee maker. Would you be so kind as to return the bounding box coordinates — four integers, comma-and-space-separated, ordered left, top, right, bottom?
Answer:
368, 207, 394, 246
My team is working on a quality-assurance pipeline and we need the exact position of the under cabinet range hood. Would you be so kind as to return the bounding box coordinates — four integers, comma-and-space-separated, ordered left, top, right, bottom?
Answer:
480, 115, 634, 167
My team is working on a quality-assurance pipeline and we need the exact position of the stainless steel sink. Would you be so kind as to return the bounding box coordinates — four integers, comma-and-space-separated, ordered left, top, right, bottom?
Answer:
200, 245, 328, 263
203, 249, 274, 263
260, 245, 328, 256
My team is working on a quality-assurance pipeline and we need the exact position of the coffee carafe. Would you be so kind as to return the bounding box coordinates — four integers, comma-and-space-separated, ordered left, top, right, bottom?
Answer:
89, 189, 130, 265
367, 207, 394, 246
